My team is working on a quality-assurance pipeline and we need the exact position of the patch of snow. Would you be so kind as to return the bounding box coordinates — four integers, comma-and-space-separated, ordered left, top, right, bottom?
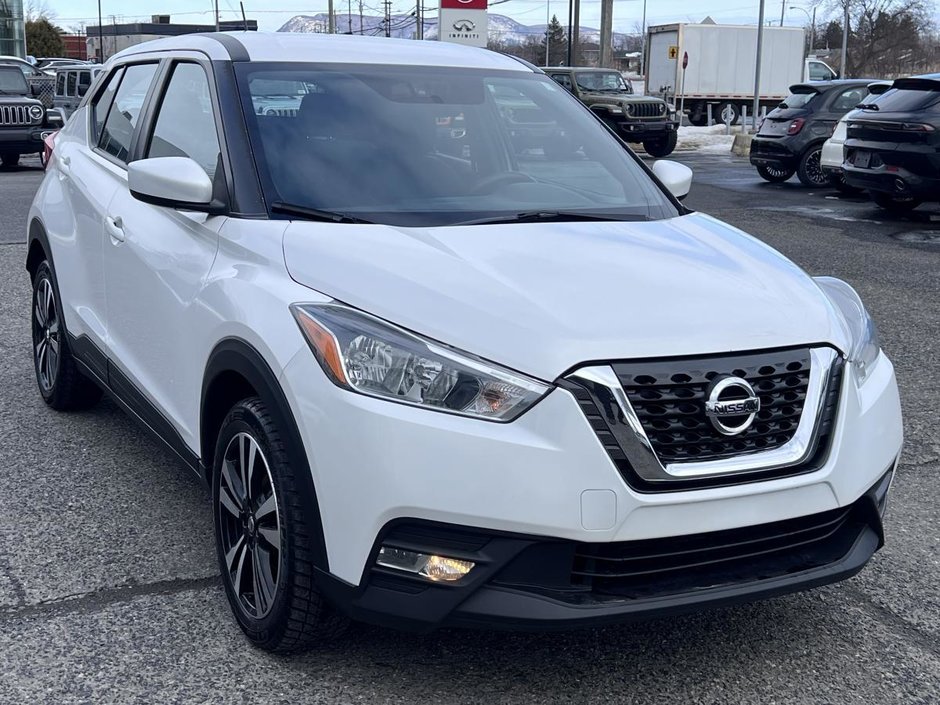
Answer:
676, 124, 735, 153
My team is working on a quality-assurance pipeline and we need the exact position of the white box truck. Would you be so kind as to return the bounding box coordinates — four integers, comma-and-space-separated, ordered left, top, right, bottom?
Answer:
646, 23, 837, 125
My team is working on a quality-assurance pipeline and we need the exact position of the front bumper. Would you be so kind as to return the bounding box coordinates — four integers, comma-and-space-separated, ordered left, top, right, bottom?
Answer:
614, 119, 678, 142
318, 469, 891, 631
0, 125, 54, 154
279, 348, 903, 629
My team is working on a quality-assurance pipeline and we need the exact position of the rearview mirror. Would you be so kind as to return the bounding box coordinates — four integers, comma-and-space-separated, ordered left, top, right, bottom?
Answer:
128, 157, 221, 212
651, 160, 693, 201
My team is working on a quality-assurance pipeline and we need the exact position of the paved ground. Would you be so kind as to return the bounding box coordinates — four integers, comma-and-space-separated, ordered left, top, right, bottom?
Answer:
0, 154, 938, 704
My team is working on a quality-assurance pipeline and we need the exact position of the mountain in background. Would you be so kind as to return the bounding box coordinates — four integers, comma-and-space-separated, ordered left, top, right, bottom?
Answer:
278, 13, 630, 46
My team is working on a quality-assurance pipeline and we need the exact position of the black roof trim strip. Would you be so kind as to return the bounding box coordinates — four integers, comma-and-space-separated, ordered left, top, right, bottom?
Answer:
201, 32, 250, 62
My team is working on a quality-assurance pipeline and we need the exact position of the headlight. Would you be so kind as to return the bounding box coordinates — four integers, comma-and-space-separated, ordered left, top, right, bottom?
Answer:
29, 105, 44, 120
815, 277, 881, 384
291, 303, 550, 421
607, 105, 624, 115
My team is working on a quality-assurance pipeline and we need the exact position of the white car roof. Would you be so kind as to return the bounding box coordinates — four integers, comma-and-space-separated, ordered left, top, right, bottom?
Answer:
112, 31, 531, 72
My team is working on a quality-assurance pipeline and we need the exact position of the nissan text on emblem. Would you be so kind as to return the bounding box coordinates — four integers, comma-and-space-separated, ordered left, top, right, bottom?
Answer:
704, 376, 761, 436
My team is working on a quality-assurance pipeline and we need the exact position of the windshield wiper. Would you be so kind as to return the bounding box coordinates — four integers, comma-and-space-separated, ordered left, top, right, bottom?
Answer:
857, 103, 880, 111
271, 201, 374, 224
451, 211, 652, 226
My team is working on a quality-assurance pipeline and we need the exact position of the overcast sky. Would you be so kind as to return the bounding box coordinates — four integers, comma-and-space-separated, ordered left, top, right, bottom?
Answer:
45, 0, 834, 34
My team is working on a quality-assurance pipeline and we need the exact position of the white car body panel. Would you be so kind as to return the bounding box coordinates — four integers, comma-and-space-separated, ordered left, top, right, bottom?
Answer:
821, 112, 852, 171
283, 213, 851, 381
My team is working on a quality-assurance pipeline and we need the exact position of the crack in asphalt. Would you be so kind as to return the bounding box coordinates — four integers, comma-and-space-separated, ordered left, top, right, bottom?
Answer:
846, 586, 940, 659
0, 575, 221, 624
0, 553, 29, 607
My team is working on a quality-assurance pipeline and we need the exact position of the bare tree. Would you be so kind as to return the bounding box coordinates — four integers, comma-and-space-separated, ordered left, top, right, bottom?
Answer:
24, 0, 55, 22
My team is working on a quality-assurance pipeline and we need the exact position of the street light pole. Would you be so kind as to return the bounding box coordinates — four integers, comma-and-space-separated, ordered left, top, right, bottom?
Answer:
752, 0, 766, 132
545, 0, 550, 65
215, 0, 220, 31
640, 0, 647, 75
840, 0, 849, 78
788, 5, 816, 54
97, 0, 103, 62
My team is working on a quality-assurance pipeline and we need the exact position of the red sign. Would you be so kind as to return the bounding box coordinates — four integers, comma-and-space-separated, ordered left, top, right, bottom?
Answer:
441, 0, 488, 9
682, 51, 689, 69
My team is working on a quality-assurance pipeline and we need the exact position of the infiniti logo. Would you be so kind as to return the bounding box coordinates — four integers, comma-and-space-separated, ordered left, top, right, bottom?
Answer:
453, 19, 475, 31
704, 376, 761, 436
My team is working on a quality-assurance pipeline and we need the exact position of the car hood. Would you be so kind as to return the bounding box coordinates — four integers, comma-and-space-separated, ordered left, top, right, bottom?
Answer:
282, 212, 848, 381
0, 94, 39, 105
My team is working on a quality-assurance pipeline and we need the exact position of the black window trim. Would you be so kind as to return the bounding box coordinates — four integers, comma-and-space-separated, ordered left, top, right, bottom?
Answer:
133, 57, 234, 214
91, 61, 161, 171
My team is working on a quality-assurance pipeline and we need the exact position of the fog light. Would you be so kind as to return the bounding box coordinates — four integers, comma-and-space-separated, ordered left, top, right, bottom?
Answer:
376, 547, 475, 582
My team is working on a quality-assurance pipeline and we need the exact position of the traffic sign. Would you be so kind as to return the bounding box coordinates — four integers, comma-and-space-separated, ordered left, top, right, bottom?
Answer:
668, 45, 678, 59
682, 51, 689, 69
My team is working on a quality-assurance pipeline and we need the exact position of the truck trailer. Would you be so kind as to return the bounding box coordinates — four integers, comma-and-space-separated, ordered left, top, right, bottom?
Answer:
646, 23, 838, 125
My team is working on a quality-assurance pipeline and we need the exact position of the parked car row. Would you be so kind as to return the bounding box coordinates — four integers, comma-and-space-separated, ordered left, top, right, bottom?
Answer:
749, 74, 940, 213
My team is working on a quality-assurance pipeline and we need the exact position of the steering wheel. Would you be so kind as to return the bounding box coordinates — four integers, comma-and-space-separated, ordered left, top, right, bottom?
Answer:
470, 172, 535, 195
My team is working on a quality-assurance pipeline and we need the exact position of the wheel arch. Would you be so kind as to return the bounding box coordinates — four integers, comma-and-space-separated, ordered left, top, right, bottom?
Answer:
201, 337, 330, 570
26, 217, 51, 279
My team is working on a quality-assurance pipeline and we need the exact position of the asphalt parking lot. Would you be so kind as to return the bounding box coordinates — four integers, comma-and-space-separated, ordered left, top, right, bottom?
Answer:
1, 152, 938, 704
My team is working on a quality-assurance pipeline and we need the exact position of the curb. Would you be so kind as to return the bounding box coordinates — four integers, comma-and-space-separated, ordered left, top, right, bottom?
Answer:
731, 133, 753, 156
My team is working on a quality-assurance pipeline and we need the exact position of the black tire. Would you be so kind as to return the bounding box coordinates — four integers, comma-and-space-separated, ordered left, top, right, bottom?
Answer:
31, 260, 103, 410
756, 164, 795, 183
797, 145, 828, 187
643, 131, 678, 158
688, 112, 708, 127
213, 397, 346, 652
1, 152, 20, 167
717, 102, 741, 125
871, 190, 921, 212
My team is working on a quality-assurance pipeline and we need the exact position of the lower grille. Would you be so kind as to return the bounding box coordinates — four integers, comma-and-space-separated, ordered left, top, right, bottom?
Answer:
0, 104, 32, 126
572, 502, 862, 599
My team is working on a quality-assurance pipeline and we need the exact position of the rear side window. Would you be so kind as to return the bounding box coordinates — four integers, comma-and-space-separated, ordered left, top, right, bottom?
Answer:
146, 62, 222, 179
92, 67, 124, 144
66, 71, 76, 96
55, 72, 65, 95
99, 63, 158, 164
831, 87, 868, 112
808, 62, 833, 82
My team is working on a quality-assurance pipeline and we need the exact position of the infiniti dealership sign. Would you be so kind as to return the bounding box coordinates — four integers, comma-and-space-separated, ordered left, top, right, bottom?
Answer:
439, 0, 488, 47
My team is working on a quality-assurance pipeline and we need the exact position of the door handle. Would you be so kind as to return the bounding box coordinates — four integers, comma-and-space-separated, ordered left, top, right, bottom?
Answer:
105, 215, 125, 243
57, 153, 70, 178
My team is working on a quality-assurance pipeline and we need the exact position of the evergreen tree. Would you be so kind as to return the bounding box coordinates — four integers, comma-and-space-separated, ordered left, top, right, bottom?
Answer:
26, 17, 65, 57
540, 15, 567, 66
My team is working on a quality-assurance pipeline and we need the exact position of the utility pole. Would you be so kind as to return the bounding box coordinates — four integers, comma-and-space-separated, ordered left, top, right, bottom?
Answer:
97, 0, 103, 62
348, 0, 352, 33
779, 0, 784, 26
328, 0, 335, 33
840, 0, 849, 77
214, 0, 220, 31
566, 0, 573, 64
383, 0, 391, 36
599, 0, 612, 67
571, 0, 580, 66
640, 0, 647, 75
358, 0, 364, 35
752, 0, 766, 132
416, 2, 423, 39
544, 0, 550, 65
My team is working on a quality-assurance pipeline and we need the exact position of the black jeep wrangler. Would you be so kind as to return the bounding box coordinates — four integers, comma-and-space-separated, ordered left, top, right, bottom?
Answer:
543, 67, 679, 157
0, 64, 63, 167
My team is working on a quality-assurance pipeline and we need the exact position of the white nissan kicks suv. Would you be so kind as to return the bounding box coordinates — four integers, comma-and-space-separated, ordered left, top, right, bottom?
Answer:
28, 32, 903, 651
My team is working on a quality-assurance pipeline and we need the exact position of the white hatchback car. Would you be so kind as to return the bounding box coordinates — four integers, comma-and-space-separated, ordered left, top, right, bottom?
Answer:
28, 33, 902, 651
820, 81, 892, 191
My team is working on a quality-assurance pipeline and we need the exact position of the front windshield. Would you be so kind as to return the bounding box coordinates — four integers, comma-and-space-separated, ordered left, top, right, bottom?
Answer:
574, 71, 630, 92
236, 63, 676, 227
0, 67, 28, 93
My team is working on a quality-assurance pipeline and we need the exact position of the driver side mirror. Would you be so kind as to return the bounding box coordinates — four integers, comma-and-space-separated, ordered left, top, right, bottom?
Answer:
651, 160, 693, 201
128, 157, 224, 213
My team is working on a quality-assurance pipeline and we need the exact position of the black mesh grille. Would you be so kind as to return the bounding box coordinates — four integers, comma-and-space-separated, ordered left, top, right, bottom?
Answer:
626, 101, 666, 118
613, 349, 811, 463
572, 502, 861, 599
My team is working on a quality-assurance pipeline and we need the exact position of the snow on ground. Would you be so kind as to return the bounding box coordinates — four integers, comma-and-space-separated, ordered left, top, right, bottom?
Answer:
675, 124, 737, 154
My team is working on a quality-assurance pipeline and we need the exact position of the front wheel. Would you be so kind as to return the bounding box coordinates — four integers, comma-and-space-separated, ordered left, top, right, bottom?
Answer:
213, 397, 346, 652
643, 131, 678, 158
31, 261, 102, 410
871, 190, 922, 213
797, 145, 828, 187
756, 164, 795, 183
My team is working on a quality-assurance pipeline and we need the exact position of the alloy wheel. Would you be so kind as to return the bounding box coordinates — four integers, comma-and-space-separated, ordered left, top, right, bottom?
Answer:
33, 277, 60, 393
218, 432, 282, 619
804, 149, 826, 185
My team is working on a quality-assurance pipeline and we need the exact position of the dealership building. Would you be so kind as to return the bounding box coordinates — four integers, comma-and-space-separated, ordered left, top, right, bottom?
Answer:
0, 0, 26, 58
